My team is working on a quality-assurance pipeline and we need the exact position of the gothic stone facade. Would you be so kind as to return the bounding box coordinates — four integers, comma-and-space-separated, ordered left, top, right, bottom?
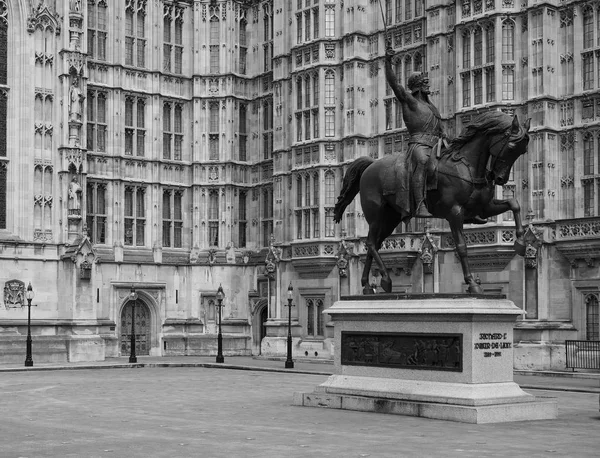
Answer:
0, 0, 598, 369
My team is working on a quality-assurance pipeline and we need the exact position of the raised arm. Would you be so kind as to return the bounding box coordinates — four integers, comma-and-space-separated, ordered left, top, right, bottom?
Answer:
384, 44, 413, 107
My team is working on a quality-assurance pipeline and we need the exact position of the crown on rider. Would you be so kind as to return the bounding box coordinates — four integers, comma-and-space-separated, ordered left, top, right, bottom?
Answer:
407, 72, 429, 94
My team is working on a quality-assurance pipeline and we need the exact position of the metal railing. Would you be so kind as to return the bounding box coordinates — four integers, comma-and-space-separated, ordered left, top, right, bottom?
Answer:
565, 340, 600, 371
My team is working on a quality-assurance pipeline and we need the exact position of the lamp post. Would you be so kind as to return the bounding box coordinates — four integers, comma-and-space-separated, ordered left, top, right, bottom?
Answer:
128, 285, 138, 363
23, 283, 36, 367
285, 282, 295, 369
215, 284, 224, 363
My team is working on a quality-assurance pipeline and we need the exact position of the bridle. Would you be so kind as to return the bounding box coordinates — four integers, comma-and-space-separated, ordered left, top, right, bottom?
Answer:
485, 127, 525, 184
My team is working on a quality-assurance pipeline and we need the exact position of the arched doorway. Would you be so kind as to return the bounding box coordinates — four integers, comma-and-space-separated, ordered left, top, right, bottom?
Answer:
251, 298, 269, 355
259, 306, 268, 348
120, 299, 151, 356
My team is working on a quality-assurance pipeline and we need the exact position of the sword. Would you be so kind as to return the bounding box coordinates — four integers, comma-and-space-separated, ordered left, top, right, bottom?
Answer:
378, 0, 390, 46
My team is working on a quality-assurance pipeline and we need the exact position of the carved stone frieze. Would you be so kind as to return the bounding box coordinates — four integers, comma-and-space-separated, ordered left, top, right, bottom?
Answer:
452, 247, 516, 272
555, 219, 600, 268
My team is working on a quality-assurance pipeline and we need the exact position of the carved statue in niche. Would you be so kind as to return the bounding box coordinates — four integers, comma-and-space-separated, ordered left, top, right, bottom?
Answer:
68, 177, 82, 212
69, 76, 84, 122
70, 0, 82, 13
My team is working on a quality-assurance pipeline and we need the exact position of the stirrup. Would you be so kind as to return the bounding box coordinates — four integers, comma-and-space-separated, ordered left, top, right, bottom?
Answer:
415, 204, 433, 218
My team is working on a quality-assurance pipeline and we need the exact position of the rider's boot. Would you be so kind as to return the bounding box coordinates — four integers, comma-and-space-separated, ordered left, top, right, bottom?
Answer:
413, 164, 433, 218
465, 215, 488, 225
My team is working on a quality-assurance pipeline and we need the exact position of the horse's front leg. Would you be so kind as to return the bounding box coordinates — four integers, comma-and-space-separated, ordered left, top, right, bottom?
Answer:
480, 198, 526, 256
448, 206, 482, 294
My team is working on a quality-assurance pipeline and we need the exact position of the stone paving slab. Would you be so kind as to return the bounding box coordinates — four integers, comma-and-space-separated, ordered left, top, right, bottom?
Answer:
0, 367, 599, 458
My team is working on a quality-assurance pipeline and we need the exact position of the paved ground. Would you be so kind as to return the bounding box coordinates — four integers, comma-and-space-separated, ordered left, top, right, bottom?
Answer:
0, 361, 599, 458
2, 355, 599, 393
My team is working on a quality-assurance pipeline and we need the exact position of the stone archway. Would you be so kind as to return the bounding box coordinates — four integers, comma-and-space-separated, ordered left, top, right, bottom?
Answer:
251, 298, 268, 356
120, 297, 151, 356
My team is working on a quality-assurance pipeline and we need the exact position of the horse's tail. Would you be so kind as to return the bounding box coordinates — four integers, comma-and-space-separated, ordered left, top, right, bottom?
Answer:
334, 156, 374, 223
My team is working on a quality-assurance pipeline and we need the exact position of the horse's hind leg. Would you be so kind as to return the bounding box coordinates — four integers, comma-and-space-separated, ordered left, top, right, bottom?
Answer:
448, 205, 482, 294
361, 250, 374, 294
365, 212, 402, 293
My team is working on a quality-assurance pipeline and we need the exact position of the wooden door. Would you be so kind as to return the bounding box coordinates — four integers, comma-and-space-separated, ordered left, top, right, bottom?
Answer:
121, 301, 150, 356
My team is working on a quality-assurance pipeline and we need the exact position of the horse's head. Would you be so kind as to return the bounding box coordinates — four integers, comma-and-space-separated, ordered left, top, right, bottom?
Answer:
487, 115, 531, 186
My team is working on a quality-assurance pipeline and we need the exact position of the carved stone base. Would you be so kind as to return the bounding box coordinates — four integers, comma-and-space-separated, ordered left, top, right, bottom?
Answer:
294, 295, 557, 423
293, 385, 557, 424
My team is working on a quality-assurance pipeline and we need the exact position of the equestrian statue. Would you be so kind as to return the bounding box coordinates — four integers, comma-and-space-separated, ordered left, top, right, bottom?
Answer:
333, 43, 531, 295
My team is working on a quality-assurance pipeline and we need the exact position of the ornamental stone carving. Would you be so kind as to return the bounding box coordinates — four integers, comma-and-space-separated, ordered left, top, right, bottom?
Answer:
419, 234, 438, 274
27, 2, 62, 36
3, 279, 25, 308
522, 225, 543, 269
336, 239, 352, 278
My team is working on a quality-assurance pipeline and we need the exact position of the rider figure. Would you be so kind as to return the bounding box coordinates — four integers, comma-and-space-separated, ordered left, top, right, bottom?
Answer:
384, 44, 442, 218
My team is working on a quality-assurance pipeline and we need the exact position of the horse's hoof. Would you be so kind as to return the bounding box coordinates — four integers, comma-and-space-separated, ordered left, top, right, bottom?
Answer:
514, 239, 526, 257
362, 286, 373, 295
380, 278, 392, 293
467, 284, 484, 294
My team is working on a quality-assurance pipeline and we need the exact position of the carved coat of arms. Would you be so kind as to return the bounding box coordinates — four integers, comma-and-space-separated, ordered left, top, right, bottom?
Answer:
4, 279, 25, 308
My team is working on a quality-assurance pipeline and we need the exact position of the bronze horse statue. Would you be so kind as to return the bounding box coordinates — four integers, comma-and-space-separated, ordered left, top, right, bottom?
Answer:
334, 111, 531, 294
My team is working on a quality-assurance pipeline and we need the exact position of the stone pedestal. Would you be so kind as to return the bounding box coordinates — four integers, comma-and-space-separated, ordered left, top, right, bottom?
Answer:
293, 294, 557, 424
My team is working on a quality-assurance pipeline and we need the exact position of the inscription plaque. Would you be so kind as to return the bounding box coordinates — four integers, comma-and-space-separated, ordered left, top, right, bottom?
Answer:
341, 332, 462, 372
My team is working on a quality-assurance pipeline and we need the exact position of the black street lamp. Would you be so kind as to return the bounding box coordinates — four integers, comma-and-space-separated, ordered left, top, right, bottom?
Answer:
128, 285, 138, 363
285, 282, 295, 369
215, 284, 225, 363
23, 283, 36, 367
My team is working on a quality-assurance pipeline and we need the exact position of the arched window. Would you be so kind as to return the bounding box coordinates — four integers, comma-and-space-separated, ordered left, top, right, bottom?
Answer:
209, 17, 220, 73
88, 0, 108, 61
239, 19, 247, 74
239, 19, 247, 46
583, 133, 594, 175
324, 70, 335, 105
324, 171, 335, 206
501, 20, 515, 61
208, 190, 219, 246
296, 77, 303, 109
474, 28, 482, 66
209, 102, 219, 133
413, 52, 423, 73
415, 0, 423, 17
502, 66, 514, 100
325, 108, 335, 137
404, 56, 412, 85
296, 175, 303, 207
264, 13, 270, 42
597, 8, 600, 47
306, 297, 325, 337
485, 25, 495, 63
0, 5, 8, 229
585, 294, 599, 340
583, 6, 594, 49
305, 77, 311, 108
313, 171, 319, 206
395, 59, 402, 88
385, 0, 392, 25
305, 173, 311, 205
313, 72, 319, 105
325, 5, 335, 37
463, 31, 471, 68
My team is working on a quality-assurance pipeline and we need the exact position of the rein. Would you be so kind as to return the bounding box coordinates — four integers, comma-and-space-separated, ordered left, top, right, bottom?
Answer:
439, 127, 516, 187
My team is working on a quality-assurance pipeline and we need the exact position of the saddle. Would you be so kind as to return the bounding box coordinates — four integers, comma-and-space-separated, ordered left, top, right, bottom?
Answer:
382, 139, 444, 214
